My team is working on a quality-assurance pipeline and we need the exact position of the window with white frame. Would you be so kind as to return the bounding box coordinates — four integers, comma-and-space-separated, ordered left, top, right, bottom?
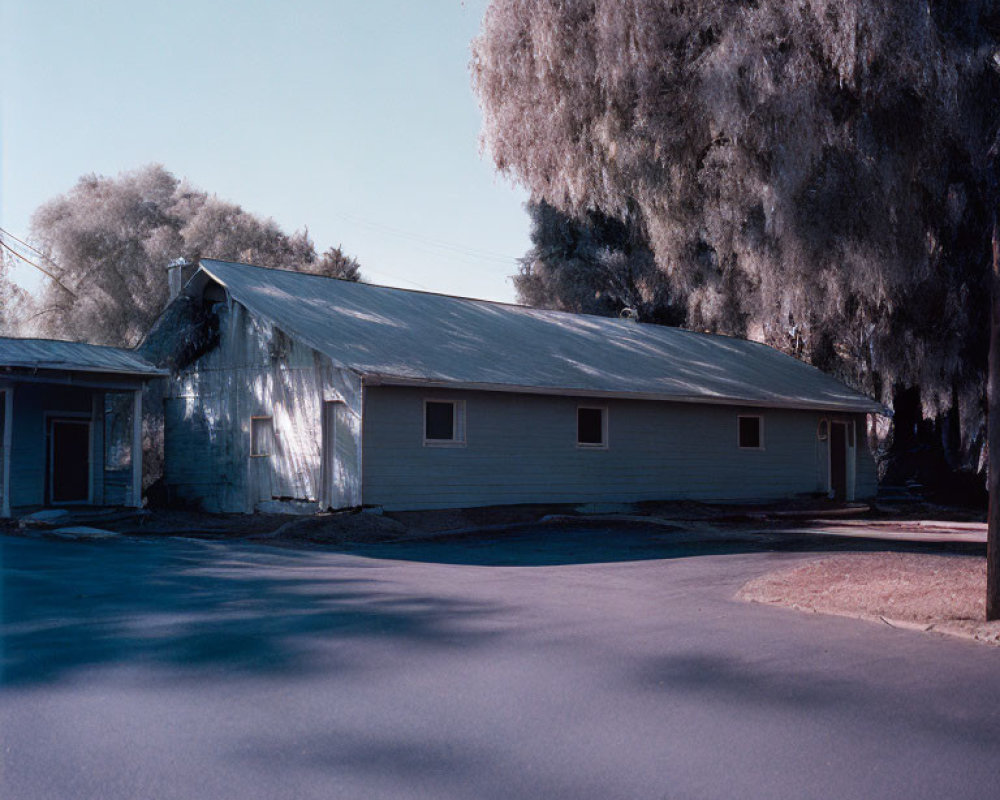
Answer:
577, 406, 607, 448
738, 415, 763, 449
424, 399, 465, 445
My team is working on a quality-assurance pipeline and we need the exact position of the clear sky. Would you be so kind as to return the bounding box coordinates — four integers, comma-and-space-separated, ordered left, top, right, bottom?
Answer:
0, 0, 530, 302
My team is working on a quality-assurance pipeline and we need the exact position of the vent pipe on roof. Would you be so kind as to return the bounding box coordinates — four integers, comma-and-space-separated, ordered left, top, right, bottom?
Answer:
619, 307, 639, 323
166, 258, 189, 302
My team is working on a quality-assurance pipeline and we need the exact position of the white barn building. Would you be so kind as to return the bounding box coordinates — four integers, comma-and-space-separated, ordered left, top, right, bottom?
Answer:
146, 259, 884, 514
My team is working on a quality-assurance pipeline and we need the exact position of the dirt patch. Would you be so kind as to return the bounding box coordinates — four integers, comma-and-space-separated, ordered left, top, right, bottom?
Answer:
738, 552, 1000, 645
3, 508, 410, 543
262, 512, 408, 544
107, 510, 297, 538
386, 504, 569, 533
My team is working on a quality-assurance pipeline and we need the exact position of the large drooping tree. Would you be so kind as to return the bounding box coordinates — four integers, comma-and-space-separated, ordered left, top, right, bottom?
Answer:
27, 164, 362, 346
472, 1, 1000, 612
473, 1, 1000, 464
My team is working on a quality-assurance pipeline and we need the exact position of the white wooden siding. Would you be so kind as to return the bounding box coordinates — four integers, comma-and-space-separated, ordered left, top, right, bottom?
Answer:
362, 387, 879, 511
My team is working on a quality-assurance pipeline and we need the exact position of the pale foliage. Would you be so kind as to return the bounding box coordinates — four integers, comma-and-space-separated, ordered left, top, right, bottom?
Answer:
28, 165, 362, 346
473, 1, 1000, 464
0, 250, 27, 335
315, 246, 363, 282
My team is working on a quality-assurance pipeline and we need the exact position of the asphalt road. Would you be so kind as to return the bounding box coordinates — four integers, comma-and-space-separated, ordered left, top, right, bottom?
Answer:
1, 525, 997, 800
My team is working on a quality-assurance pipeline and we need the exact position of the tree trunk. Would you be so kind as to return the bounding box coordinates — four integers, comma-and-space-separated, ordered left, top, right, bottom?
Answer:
988, 217, 1000, 620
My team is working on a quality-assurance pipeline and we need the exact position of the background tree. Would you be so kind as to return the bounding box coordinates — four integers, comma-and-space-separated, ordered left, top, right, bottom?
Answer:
0, 249, 27, 335
314, 245, 363, 281
26, 164, 363, 346
472, 0, 1000, 494
516, 200, 682, 325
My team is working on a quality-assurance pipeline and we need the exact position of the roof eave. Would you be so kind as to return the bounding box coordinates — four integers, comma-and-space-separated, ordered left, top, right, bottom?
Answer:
360, 373, 888, 415
0, 363, 168, 378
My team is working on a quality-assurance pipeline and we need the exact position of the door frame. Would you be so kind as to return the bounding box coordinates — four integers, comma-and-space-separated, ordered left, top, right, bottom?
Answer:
46, 412, 94, 506
321, 400, 347, 511
826, 418, 856, 502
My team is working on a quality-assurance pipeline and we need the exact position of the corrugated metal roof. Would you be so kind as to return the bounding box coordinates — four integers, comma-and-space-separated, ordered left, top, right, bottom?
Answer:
0, 337, 167, 377
194, 259, 884, 413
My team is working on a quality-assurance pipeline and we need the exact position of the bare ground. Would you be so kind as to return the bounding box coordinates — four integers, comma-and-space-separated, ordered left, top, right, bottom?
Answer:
738, 552, 1000, 645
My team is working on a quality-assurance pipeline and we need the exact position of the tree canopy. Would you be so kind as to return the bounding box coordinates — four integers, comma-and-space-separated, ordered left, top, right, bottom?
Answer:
26, 164, 362, 346
0, 250, 27, 335
515, 200, 681, 325
473, 0, 1000, 476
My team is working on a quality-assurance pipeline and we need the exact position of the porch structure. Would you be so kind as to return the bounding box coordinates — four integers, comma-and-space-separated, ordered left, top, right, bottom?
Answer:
0, 338, 166, 518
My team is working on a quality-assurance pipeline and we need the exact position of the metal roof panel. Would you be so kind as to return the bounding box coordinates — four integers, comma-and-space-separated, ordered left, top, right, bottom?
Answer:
0, 337, 167, 377
195, 259, 884, 414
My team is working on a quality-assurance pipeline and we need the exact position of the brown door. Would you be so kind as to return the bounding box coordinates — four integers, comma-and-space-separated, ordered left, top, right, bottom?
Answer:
830, 422, 847, 501
49, 419, 91, 504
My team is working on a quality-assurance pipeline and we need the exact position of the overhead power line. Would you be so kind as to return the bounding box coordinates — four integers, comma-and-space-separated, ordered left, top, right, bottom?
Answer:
360, 267, 435, 292
0, 232, 77, 297
0, 226, 49, 260
332, 212, 520, 271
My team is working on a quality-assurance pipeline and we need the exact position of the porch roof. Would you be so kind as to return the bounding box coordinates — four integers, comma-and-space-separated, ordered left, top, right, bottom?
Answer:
0, 337, 167, 378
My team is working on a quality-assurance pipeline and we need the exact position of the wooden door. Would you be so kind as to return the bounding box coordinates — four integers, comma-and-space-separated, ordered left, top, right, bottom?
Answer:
49, 418, 91, 504
249, 416, 275, 503
321, 401, 353, 510
830, 422, 847, 501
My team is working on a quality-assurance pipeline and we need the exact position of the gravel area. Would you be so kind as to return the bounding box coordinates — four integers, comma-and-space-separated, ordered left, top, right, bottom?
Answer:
738, 552, 1000, 644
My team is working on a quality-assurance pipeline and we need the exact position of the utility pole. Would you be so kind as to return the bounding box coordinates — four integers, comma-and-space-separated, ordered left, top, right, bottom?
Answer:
988, 113, 1000, 619
989, 208, 1000, 620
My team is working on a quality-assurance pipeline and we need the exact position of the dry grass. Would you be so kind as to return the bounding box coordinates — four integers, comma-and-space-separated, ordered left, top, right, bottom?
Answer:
738, 553, 1000, 645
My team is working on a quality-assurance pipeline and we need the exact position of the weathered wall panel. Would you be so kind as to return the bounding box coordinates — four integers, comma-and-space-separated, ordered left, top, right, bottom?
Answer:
163, 299, 363, 513
362, 386, 876, 511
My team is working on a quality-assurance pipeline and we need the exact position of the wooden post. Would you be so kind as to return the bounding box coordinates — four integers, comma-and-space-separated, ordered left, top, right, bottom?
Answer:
988, 217, 1000, 620
1, 388, 12, 519
91, 392, 104, 506
130, 388, 143, 509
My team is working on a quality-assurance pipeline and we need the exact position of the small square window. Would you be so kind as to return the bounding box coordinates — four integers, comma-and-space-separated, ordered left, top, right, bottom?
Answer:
424, 400, 465, 445
251, 416, 274, 457
577, 407, 607, 447
738, 415, 763, 449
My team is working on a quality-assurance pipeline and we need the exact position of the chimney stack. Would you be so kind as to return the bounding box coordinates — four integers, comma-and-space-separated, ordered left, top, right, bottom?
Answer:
166, 258, 189, 302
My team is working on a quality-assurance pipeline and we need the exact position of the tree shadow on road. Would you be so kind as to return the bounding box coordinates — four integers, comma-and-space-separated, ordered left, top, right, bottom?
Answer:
0, 535, 502, 688
634, 649, 1000, 748
345, 520, 985, 567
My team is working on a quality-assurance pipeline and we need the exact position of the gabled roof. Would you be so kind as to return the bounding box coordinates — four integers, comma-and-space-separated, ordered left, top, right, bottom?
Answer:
188, 259, 883, 414
0, 337, 167, 377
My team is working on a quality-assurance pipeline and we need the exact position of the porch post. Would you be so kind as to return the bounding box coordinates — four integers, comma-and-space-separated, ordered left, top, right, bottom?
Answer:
130, 388, 143, 508
1, 387, 12, 518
